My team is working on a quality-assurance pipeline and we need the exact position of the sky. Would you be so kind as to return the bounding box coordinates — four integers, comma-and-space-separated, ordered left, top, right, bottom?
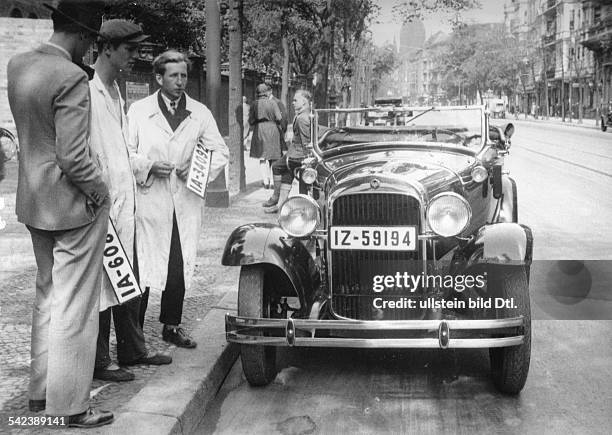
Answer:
370, 0, 507, 46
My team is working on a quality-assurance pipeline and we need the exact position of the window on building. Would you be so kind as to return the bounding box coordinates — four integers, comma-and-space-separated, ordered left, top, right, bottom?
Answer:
594, 6, 601, 23
570, 10, 574, 31
10, 8, 23, 18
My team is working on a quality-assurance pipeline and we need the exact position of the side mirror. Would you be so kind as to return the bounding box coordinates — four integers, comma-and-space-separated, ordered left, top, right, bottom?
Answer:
504, 123, 514, 140
488, 123, 514, 151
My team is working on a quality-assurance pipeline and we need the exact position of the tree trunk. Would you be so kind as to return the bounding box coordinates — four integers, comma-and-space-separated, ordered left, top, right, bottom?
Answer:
578, 80, 584, 123
206, 0, 221, 119
314, 0, 334, 125
280, 1, 289, 108
561, 61, 565, 122
281, 35, 290, 108
544, 74, 549, 119
228, 0, 245, 194
205, 0, 228, 207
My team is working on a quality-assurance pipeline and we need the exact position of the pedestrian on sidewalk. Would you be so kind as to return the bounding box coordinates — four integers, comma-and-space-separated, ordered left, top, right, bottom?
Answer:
242, 96, 252, 152
268, 85, 289, 176
127, 50, 229, 349
6, 0, 113, 428
249, 83, 283, 189
89, 19, 172, 383
263, 89, 312, 213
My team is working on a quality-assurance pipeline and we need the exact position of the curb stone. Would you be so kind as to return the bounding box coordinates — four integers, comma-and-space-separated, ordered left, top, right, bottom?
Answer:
103, 291, 239, 435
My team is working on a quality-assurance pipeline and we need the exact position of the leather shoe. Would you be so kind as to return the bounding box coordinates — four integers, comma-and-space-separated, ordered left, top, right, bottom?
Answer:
93, 366, 135, 382
263, 204, 279, 214
162, 326, 197, 348
68, 407, 113, 428
28, 399, 45, 412
262, 197, 278, 207
123, 351, 172, 366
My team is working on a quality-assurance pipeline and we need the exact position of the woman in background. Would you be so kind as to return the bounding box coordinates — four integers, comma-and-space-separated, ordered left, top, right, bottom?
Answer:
249, 84, 282, 189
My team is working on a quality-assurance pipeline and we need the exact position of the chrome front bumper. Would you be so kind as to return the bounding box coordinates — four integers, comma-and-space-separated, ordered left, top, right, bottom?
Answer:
225, 315, 525, 349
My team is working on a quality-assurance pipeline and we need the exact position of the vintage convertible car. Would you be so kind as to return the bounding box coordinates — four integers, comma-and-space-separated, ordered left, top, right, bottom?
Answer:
222, 105, 533, 395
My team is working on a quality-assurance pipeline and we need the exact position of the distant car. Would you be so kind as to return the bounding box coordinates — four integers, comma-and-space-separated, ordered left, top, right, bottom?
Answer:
223, 105, 532, 395
365, 98, 412, 126
487, 99, 506, 119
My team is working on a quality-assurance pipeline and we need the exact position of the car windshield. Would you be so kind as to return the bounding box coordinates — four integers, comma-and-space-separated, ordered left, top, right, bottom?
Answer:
316, 106, 484, 154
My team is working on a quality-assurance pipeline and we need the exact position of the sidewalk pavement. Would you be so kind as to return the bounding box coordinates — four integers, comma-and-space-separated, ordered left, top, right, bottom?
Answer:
506, 113, 601, 131
0, 156, 277, 434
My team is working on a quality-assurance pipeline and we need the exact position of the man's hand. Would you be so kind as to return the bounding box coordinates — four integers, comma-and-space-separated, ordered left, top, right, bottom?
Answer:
176, 161, 190, 181
150, 161, 175, 178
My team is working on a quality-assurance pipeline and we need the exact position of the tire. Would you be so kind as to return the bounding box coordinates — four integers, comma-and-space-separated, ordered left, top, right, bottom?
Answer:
238, 265, 278, 386
489, 266, 531, 395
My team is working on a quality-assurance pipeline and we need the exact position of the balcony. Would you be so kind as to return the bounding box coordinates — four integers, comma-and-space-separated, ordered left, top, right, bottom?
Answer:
542, 34, 556, 45
540, 0, 558, 16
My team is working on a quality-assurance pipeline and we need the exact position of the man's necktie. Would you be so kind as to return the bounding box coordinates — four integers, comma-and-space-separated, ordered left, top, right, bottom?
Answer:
170, 100, 177, 115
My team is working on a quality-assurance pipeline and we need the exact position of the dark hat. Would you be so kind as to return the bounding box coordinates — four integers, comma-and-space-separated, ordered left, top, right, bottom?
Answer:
99, 19, 149, 44
43, 1, 104, 36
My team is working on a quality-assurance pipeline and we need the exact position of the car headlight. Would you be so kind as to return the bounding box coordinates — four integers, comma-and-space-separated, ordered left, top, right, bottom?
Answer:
301, 167, 317, 185
279, 194, 320, 237
470, 165, 488, 183
427, 193, 471, 237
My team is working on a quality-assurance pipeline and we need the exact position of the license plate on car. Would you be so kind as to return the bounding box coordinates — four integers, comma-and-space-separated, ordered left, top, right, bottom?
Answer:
329, 226, 417, 251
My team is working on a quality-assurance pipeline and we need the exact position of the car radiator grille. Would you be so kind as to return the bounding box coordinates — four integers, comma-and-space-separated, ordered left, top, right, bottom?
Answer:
330, 193, 424, 320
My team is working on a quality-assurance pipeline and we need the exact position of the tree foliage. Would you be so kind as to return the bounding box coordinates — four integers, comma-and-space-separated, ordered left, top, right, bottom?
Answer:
439, 23, 523, 102
392, 0, 480, 23
243, 1, 378, 78
369, 43, 399, 99
104, 0, 206, 53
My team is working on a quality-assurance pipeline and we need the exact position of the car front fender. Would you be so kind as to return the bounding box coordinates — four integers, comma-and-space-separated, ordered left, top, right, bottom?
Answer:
467, 222, 533, 266
221, 223, 321, 310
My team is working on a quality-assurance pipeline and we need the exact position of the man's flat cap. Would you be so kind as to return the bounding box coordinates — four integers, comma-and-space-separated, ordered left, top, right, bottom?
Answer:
99, 19, 149, 44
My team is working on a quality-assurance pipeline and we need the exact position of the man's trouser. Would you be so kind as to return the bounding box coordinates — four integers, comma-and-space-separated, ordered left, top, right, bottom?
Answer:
27, 202, 109, 416
95, 295, 146, 368
139, 212, 186, 328
271, 154, 303, 185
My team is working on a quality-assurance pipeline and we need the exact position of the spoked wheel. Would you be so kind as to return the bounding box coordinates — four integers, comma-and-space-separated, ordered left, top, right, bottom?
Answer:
238, 265, 279, 386
488, 266, 531, 395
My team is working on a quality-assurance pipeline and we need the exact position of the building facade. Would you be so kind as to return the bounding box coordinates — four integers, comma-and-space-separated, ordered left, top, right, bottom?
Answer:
504, 0, 609, 119
582, 0, 612, 114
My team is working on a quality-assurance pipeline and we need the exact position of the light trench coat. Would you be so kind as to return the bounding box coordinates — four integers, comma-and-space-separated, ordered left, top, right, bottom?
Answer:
89, 73, 136, 311
127, 91, 228, 292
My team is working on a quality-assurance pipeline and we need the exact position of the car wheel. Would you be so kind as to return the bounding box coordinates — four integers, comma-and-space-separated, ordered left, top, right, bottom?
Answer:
238, 265, 279, 386
489, 266, 531, 395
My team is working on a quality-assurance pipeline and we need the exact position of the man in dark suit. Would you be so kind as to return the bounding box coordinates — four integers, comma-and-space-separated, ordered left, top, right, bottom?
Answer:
7, 0, 113, 428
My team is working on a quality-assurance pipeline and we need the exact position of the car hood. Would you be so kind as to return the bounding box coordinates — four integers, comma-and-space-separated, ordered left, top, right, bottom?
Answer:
321, 148, 478, 197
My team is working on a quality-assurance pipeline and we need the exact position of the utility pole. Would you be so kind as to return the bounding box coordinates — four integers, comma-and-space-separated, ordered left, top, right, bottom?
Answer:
228, 0, 245, 193
205, 0, 229, 207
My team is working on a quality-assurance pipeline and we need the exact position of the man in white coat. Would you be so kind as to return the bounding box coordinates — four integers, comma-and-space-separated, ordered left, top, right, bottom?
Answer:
89, 20, 172, 380
127, 50, 228, 348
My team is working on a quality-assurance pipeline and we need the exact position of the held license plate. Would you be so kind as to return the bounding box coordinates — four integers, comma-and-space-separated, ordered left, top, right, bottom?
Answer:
103, 219, 143, 304
329, 226, 417, 251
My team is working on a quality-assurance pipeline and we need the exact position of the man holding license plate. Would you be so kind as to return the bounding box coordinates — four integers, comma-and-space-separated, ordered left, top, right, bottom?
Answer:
127, 50, 228, 348
88, 19, 171, 383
